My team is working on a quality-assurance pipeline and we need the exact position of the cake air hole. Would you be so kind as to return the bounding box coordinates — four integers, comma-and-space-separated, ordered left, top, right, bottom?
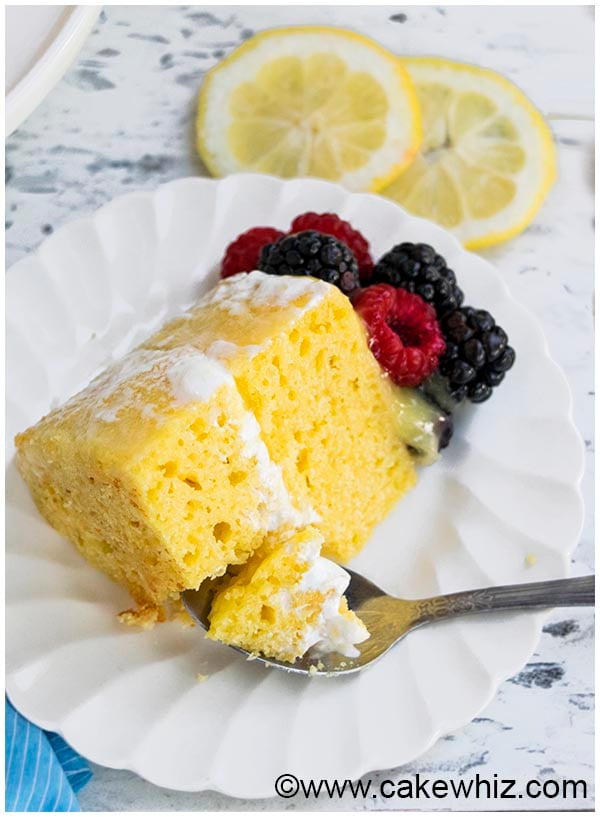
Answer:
300, 337, 311, 357
146, 482, 164, 502
213, 521, 232, 543
297, 449, 309, 472
228, 470, 247, 486
189, 419, 208, 441
183, 476, 202, 490
160, 461, 178, 478
260, 604, 276, 623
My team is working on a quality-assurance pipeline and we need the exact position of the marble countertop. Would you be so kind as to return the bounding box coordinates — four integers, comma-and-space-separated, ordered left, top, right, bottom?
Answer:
5, 5, 594, 812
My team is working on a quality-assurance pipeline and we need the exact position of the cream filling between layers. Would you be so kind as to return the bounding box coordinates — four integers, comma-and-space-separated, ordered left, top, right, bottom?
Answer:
277, 535, 369, 658
162, 271, 328, 530
166, 351, 316, 532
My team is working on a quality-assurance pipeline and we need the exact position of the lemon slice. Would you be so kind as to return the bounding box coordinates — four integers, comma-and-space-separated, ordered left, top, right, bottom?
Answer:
196, 27, 422, 192
381, 57, 556, 249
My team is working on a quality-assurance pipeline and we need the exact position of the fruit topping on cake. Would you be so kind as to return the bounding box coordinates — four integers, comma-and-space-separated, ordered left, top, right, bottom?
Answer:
258, 231, 360, 297
359, 239, 516, 410
219, 212, 371, 286
217, 211, 516, 449
221, 227, 285, 278
434, 307, 516, 404
289, 212, 373, 280
367, 242, 464, 316
353, 284, 446, 387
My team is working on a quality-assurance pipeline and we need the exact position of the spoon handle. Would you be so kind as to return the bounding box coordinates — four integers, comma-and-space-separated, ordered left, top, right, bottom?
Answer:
414, 575, 595, 624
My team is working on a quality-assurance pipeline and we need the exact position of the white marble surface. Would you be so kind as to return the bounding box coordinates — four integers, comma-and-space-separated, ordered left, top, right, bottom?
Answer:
5, 5, 594, 812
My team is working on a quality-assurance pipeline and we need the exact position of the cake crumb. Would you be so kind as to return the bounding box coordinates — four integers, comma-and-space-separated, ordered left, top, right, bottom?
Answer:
308, 664, 318, 676
118, 604, 160, 630
525, 553, 538, 567
316, 660, 325, 671
196, 673, 208, 682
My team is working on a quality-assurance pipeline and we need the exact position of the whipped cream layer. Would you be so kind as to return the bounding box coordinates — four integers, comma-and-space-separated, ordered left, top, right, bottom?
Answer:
279, 535, 369, 659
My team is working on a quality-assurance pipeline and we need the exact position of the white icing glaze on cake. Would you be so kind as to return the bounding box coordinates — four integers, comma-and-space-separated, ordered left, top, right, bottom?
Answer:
167, 353, 234, 403
80, 348, 185, 423
197, 270, 329, 315
205, 340, 262, 361
89, 272, 327, 425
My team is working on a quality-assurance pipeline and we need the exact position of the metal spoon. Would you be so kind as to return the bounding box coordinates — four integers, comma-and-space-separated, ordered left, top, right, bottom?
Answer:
182, 572, 594, 677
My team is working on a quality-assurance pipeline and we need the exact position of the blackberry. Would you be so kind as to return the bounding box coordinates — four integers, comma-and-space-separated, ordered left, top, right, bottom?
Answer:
433, 307, 516, 404
258, 230, 359, 296
370, 242, 464, 317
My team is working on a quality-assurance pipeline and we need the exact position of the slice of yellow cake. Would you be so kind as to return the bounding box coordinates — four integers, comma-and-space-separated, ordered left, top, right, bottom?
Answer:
15, 347, 307, 607
15, 271, 417, 615
208, 526, 368, 662
146, 271, 417, 562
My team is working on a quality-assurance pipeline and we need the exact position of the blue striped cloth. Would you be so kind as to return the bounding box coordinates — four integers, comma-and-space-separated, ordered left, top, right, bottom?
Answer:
5, 698, 92, 812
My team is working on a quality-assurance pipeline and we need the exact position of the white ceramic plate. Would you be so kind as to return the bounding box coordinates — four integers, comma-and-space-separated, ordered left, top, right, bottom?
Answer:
5, 5, 100, 137
6, 175, 584, 796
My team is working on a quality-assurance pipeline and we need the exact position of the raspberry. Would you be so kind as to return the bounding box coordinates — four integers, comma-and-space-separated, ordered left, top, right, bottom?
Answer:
221, 227, 284, 278
290, 212, 373, 280
353, 284, 446, 387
